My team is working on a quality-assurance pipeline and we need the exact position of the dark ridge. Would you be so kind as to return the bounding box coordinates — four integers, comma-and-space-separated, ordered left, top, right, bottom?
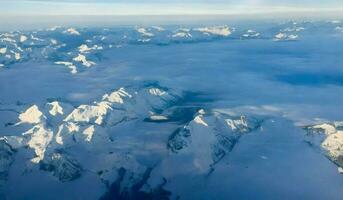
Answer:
100, 168, 171, 200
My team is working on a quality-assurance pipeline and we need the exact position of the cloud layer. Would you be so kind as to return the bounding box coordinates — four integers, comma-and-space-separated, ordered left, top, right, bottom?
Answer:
0, 0, 342, 15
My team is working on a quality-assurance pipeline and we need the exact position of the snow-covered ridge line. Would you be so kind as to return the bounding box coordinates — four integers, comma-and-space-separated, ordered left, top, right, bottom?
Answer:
194, 26, 232, 36
0, 84, 180, 183
274, 32, 298, 41
1, 22, 336, 73
241, 29, 260, 39
136, 27, 154, 37
168, 109, 263, 173
63, 28, 80, 35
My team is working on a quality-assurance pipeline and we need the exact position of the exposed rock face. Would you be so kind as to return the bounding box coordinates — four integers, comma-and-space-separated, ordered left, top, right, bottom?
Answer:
304, 122, 343, 170
100, 168, 171, 200
168, 110, 262, 171
40, 152, 82, 182
0, 139, 15, 189
168, 127, 191, 152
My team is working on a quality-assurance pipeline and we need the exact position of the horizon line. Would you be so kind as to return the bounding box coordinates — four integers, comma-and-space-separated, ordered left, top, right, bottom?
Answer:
1, 1, 343, 16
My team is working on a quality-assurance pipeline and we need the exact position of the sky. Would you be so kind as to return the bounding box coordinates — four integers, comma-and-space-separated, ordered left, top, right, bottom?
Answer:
0, 0, 342, 16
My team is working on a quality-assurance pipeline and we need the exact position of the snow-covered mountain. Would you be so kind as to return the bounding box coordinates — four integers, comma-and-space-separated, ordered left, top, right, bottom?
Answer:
1, 21, 340, 74
0, 80, 266, 198
168, 109, 262, 173
1, 19, 343, 199
303, 122, 343, 173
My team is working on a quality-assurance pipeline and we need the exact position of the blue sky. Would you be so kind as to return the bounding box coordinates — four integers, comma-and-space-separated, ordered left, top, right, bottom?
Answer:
0, 0, 342, 15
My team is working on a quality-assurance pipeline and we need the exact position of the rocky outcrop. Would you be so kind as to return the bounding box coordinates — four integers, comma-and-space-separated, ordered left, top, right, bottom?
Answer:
0, 139, 16, 189
100, 167, 171, 200
40, 152, 82, 182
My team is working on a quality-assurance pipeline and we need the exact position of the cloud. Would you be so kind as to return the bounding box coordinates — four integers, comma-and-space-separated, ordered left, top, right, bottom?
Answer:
4, 0, 343, 5
0, 0, 342, 15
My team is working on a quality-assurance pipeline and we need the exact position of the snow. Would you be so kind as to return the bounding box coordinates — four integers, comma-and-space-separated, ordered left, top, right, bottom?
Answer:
19, 35, 27, 43
14, 52, 21, 60
0, 83, 182, 196
151, 26, 165, 31
73, 54, 96, 67
195, 26, 232, 36
78, 44, 92, 53
78, 44, 103, 53
322, 132, 343, 166
50, 39, 58, 45
55, 61, 77, 74
136, 28, 154, 37
288, 34, 299, 40
47, 101, 64, 116
225, 116, 249, 131
64, 88, 133, 125
193, 115, 208, 127
47, 26, 61, 31
198, 109, 206, 115
18, 105, 44, 124
168, 110, 262, 173
24, 124, 53, 162
2, 136, 25, 149
242, 30, 260, 38
275, 33, 286, 40
172, 32, 192, 38
0, 47, 7, 54
64, 104, 110, 125
64, 28, 80, 35
65, 122, 80, 133
1, 37, 16, 43
149, 115, 168, 121
311, 123, 337, 135
2, 21, 343, 199
282, 27, 305, 32
148, 88, 166, 96
305, 122, 343, 172
274, 32, 298, 41
30, 34, 43, 41
102, 88, 132, 104
82, 125, 95, 142
138, 38, 151, 43
55, 122, 80, 145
